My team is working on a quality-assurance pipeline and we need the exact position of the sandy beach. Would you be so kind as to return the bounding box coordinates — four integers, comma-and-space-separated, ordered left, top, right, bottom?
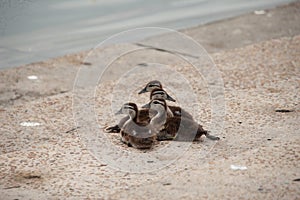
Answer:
0, 2, 299, 199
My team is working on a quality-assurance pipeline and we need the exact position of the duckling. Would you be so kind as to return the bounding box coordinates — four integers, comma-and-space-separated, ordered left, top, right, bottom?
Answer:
105, 85, 175, 133
104, 108, 148, 133
138, 80, 162, 94
138, 81, 193, 119
115, 103, 154, 149
150, 88, 194, 120
138, 80, 175, 101
116, 101, 167, 149
143, 99, 220, 141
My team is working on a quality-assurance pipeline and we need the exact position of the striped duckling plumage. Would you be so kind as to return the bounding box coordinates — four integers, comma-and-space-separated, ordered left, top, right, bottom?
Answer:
138, 80, 163, 94
150, 88, 194, 120
104, 81, 176, 133
143, 99, 220, 141
115, 101, 167, 149
105, 108, 150, 133
139, 80, 194, 120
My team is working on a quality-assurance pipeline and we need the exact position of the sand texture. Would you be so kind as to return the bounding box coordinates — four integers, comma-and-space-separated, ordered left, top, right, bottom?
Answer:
0, 2, 300, 200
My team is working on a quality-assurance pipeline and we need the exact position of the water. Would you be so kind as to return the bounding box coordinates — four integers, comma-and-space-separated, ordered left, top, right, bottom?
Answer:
0, 0, 295, 69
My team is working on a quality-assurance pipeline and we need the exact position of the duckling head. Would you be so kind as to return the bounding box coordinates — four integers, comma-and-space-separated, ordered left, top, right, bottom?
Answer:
142, 98, 167, 112
138, 80, 162, 94
150, 88, 176, 102
115, 102, 138, 120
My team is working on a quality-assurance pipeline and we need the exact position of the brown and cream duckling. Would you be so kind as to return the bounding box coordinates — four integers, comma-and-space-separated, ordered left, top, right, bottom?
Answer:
115, 101, 167, 149
105, 108, 149, 133
138, 80, 163, 94
150, 88, 194, 120
143, 99, 220, 141
138, 80, 193, 119
105, 83, 175, 133
138, 80, 176, 102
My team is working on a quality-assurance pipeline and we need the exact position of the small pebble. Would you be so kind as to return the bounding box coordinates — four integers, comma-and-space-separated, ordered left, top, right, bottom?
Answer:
230, 165, 247, 170
27, 75, 38, 80
275, 109, 293, 113
138, 63, 148, 66
254, 10, 266, 15
80, 62, 92, 65
20, 122, 41, 127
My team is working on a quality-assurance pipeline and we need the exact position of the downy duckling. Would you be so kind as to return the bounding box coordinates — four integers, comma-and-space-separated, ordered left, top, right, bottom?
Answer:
138, 80, 176, 102
115, 101, 167, 149
138, 80, 163, 94
105, 106, 153, 133
143, 99, 220, 141
138, 81, 193, 119
104, 108, 149, 133
150, 88, 194, 120
105, 83, 175, 133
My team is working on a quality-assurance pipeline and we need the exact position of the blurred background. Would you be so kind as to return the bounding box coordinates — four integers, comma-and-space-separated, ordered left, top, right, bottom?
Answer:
0, 0, 296, 69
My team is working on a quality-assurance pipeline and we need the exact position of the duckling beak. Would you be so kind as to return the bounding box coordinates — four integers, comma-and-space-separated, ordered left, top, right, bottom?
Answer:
115, 108, 123, 115
141, 102, 150, 109
138, 87, 147, 94
166, 93, 176, 102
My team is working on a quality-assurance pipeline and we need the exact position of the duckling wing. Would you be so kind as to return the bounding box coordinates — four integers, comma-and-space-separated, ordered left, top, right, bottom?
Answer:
169, 106, 194, 120
165, 117, 182, 138
178, 118, 219, 141
180, 108, 194, 120
165, 116, 219, 141
171, 117, 199, 141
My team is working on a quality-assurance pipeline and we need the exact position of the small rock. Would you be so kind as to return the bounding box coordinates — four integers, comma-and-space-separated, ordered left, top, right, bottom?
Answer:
275, 109, 293, 113
20, 122, 41, 127
27, 75, 38, 80
80, 62, 92, 65
254, 10, 266, 15
230, 165, 247, 170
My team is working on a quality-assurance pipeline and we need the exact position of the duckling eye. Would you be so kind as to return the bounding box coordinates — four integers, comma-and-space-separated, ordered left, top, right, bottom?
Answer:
153, 92, 164, 96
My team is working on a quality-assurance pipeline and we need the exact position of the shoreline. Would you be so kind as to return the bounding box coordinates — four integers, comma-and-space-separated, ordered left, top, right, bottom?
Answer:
0, 2, 299, 108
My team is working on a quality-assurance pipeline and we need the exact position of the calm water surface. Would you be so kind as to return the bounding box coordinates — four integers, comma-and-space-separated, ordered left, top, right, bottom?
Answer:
0, 0, 295, 69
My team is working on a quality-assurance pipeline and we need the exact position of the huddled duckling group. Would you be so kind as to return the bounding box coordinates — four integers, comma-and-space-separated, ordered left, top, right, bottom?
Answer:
105, 80, 220, 149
